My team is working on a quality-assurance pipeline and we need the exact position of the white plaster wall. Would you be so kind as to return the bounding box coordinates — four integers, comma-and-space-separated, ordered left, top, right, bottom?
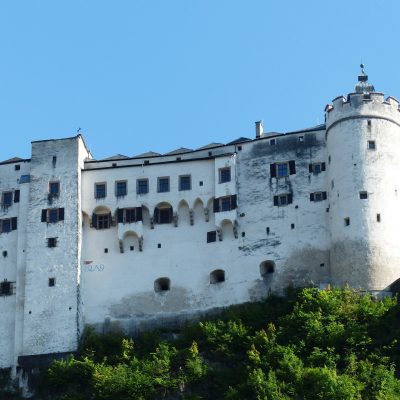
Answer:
0, 161, 30, 368
236, 130, 330, 291
21, 137, 82, 356
327, 93, 400, 290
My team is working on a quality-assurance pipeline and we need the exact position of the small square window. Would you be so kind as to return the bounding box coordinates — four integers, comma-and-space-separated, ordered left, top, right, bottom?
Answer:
95, 183, 106, 199
368, 140, 376, 150
48, 278, 56, 287
199, 181, 203, 186
179, 175, 191, 191
367, 120, 372, 127
2, 220, 11, 233
47, 238, 57, 248
291, 223, 295, 229
115, 181, 127, 197
158, 177, 170, 193
157, 243, 161, 248
137, 179, 149, 194
241, 232, 245, 237
2, 251, 7, 258
0, 281, 12, 296
207, 231, 217, 243
14, 165, 20, 171
104, 248, 108, 253
237, 146, 242, 151
344, 217, 350, 226
130, 245, 134, 251
49, 181, 60, 196
298, 136, 304, 143
276, 163, 289, 178
49, 209, 59, 223
315, 192, 323, 202
219, 167, 231, 183
208, 151, 212, 156
359, 191, 368, 199
270, 139, 276, 146
279, 195, 288, 206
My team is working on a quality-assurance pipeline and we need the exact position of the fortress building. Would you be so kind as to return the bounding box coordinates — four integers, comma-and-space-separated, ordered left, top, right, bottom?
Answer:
1, 67, 400, 373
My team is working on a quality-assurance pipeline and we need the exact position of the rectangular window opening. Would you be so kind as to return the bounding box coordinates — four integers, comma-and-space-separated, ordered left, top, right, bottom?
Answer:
47, 237, 57, 248
137, 179, 149, 194
95, 183, 107, 199
179, 175, 191, 191
48, 278, 56, 287
157, 177, 170, 193
219, 167, 231, 183
359, 191, 368, 199
377, 213, 381, 222
368, 140, 376, 150
344, 217, 350, 226
207, 231, 217, 243
115, 181, 127, 197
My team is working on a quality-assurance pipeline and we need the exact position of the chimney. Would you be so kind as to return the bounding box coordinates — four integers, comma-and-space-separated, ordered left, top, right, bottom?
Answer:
255, 121, 264, 138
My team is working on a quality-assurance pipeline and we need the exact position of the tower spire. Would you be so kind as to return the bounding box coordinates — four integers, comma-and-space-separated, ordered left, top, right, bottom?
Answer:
355, 64, 375, 94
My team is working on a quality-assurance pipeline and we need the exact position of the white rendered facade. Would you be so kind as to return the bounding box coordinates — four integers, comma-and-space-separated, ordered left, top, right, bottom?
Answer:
1, 71, 400, 371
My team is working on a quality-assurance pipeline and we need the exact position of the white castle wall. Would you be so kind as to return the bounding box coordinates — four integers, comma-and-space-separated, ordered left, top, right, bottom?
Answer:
1, 83, 400, 371
20, 136, 89, 357
327, 93, 400, 290
0, 160, 30, 368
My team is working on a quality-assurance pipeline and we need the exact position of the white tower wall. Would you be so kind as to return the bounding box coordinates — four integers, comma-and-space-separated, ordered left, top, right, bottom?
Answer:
326, 93, 400, 290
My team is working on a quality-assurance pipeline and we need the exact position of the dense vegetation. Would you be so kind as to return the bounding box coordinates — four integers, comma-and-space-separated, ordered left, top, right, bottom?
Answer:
31, 287, 400, 399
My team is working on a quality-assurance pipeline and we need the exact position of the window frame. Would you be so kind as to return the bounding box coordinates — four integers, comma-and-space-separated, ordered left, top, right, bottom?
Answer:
368, 140, 376, 150
207, 231, 217, 243
2, 191, 13, 207
49, 181, 60, 196
219, 167, 231, 183
42, 208, 64, 224
179, 175, 191, 191
157, 177, 170, 193
115, 180, 127, 197
94, 182, 107, 199
273, 193, 293, 207
136, 178, 149, 194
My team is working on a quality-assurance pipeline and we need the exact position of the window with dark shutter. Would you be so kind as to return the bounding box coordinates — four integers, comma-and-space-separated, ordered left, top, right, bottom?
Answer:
11, 217, 17, 230
117, 208, 124, 223
309, 164, 313, 173
273, 196, 278, 206
154, 207, 160, 222
321, 162, 326, 171
207, 231, 217, 243
270, 164, 277, 178
14, 190, 20, 203
287, 194, 293, 204
231, 195, 237, 210
213, 199, 219, 213
136, 207, 143, 221
41, 209, 47, 222
58, 208, 64, 221
310, 193, 315, 201
289, 160, 296, 175
322, 192, 327, 200
92, 213, 97, 228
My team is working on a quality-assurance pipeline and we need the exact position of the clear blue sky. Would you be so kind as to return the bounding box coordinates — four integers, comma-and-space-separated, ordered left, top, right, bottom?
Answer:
0, 0, 398, 161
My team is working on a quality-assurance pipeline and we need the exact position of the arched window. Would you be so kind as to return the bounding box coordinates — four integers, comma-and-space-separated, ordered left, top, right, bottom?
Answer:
154, 204, 173, 224
210, 269, 225, 284
154, 277, 171, 293
260, 260, 275, 277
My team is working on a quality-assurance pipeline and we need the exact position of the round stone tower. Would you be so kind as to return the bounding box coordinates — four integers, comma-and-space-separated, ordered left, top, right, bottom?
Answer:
326, 66, 400, 292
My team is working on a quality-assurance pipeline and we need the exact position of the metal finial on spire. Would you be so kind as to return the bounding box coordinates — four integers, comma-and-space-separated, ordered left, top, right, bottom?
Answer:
355, 64, 375, 93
